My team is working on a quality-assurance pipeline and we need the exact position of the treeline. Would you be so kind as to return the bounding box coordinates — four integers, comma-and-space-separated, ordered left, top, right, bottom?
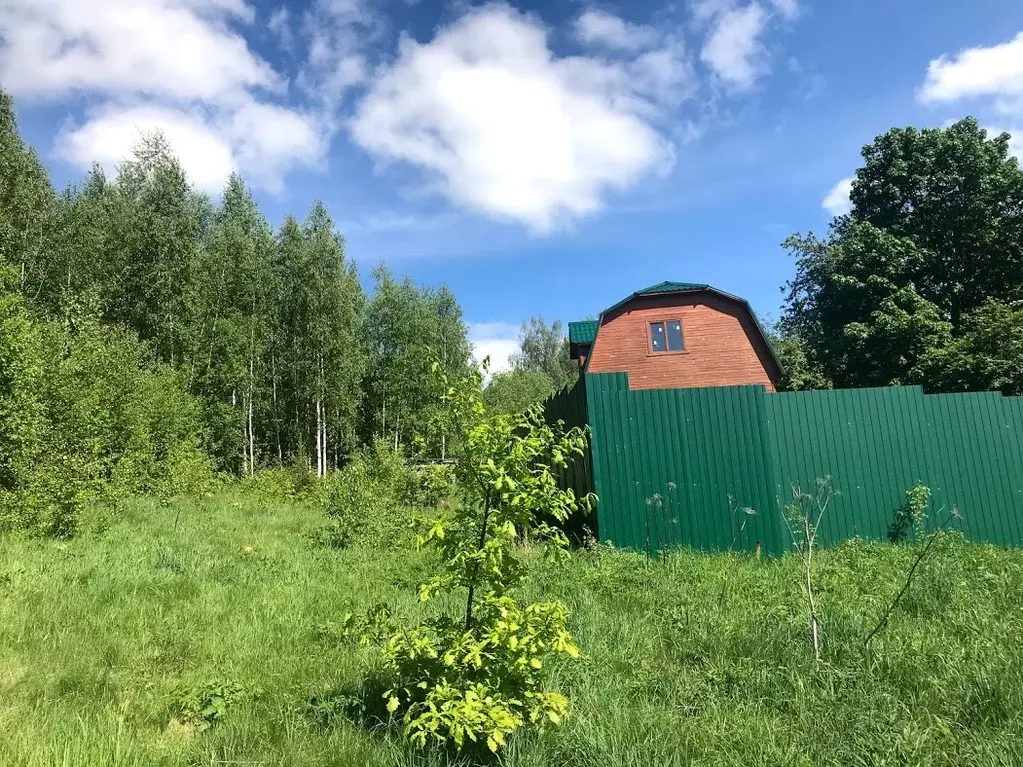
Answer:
0, 90, 477, 533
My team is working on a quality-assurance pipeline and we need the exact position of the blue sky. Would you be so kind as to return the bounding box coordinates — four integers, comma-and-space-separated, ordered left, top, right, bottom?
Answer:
5, 0, 1023, 370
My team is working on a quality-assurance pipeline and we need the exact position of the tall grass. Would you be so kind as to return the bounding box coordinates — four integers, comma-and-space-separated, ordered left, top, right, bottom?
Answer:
1, 493, 1021, 765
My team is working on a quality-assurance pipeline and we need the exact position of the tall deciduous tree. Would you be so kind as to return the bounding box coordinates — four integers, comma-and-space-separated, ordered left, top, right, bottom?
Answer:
511, 316, 577, 392
0, 91, 56, 296
363, 266, 471, 456
781, 120, 1023, 391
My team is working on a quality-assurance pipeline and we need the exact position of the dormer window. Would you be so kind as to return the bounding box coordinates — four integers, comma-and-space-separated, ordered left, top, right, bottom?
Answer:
649, 319, 684, 353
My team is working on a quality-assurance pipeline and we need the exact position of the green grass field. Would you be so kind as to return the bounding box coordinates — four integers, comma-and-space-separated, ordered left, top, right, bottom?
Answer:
2, 493, 1022, 766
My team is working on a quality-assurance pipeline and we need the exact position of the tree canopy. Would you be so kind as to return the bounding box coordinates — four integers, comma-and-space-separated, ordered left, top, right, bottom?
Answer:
483, 317, 578, 415
780, 119, 1023, 394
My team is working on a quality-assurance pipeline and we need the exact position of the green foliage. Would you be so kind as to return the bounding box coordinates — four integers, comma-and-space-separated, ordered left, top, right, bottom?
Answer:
1, 86, 478, 526
510, 316, 579, 393
484, 368, 557, 415
919, 299, 1023, 396
482, 318, 578, 416
321, 441, 415, 549
345, 361, 594, 752
889, 483, 931, 543
0, 288, 211, 536
782, 119, 1023, 391
770, 333, 832, 391
173, 679, 247, 732
362, 266, 473, 457
402, 463, 454, 508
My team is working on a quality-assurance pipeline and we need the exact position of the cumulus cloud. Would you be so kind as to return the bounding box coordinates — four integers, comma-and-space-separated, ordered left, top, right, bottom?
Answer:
350, 4, 681, 232
700, 3, 768, 90
54, 100, 325, 194
822, 177, 853, 217
0, 0, 327, 193
469, 322, 521, 377
0, 0, 275, 103
919, 32, 1023, 107
55, 105, 236, 192
919, 34, 1023, 169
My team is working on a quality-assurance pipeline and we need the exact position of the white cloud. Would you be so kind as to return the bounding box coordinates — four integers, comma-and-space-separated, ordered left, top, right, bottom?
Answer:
350, 4, 679, 232
691, 0, 735, 26
0, 0, 328, 193
229, 102, 326, 189
55, 100, 324, 194
917, 35, 1023, 171
469, 322, 520, 377
700, 3, 767, 90
573, 9, 660, 51
919, 32, 1023, 106
267, 6, 293, 53
55, 105, 235, 192
299, 0, 379, 110
822, 177, 853, 217
0, 0, 276, 103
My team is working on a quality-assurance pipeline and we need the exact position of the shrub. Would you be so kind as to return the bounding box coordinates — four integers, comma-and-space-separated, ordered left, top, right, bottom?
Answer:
0, 294, 211, 536
402, 463, 454, 508
321, 441, 416, 549
342, 360, 595, 753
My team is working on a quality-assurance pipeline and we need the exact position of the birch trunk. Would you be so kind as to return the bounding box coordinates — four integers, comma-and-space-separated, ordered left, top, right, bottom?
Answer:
319, 357, 327, 476
272, 350, 282, 465
315, 395, 323, 478
247, 363, 255, 476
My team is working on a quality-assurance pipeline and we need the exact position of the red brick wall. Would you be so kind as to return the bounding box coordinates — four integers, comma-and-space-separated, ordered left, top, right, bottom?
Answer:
587, 292, 780, 391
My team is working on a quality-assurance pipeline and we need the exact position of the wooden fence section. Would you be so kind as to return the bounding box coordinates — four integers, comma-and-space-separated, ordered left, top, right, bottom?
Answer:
547, 373, 1023, 554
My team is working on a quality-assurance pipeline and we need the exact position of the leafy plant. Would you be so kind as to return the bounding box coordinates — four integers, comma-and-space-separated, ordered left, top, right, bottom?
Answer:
321, 440, 415, 549
173, 679, 247, 732
342, 358, 594, 753
888, 483, 931, 543
402, 463, 454, 509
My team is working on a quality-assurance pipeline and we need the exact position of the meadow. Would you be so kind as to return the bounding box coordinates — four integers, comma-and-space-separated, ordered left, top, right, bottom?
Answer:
1, 491, 1022, 766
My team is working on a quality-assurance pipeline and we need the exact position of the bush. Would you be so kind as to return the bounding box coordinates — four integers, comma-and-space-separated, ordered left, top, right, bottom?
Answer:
0, 296, 212, 536
321, 441, 416, 549
402, 463, 454, 508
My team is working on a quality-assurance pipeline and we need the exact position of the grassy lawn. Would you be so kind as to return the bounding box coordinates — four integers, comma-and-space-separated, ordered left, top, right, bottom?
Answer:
1, 493, 1022, 766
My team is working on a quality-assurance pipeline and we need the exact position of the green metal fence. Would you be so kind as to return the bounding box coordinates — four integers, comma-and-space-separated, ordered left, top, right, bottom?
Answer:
543, 378, 596, 541
548, 373, 1023, 554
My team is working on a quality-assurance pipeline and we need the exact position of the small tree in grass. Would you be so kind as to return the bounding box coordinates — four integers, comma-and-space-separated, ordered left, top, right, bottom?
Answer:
344, 358, 595, 753
782, 477, 834, 662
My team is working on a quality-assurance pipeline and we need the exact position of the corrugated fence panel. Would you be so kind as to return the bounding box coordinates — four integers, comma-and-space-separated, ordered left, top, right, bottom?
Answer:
584, 377, 785, 554
542, 377, 595, 540
574, 374, 1023, 554
765, 386, 933, 547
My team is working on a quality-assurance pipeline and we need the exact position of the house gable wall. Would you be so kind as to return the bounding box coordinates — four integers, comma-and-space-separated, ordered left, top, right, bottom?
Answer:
586, 292, 780, 391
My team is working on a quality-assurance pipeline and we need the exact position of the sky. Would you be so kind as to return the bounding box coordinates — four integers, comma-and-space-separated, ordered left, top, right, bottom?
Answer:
4, 0, 1023, 372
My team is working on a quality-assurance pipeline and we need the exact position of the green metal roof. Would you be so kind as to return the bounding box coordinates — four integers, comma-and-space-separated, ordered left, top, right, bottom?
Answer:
604, 281, 712, 316
568, 320, 598, 345
635, 281, 710, 295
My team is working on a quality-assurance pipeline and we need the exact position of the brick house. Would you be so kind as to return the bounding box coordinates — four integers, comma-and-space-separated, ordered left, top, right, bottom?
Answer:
568, 281, 783, 392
